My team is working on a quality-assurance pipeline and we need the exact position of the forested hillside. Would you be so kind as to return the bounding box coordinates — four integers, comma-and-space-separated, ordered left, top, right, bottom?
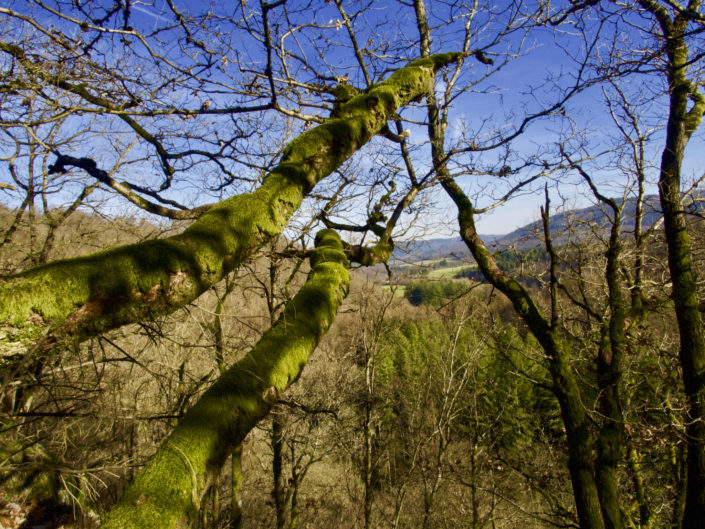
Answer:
395, 195, 669, 263
1, 203, 701, 528
1, 1, 704, 529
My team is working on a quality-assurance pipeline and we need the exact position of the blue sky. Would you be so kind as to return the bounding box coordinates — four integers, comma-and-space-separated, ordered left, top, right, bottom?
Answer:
1, 0, 704, 238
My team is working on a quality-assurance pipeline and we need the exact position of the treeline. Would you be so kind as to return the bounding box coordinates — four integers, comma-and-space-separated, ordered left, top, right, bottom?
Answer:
404, 279, 468, 306
404, 246, 549, 306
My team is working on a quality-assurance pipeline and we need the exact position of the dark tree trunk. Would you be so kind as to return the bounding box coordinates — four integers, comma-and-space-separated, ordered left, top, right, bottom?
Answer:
632, 4, 705, 524
272, 410, 287, 529
440, 178, 606, 529
230, 446, 243, 529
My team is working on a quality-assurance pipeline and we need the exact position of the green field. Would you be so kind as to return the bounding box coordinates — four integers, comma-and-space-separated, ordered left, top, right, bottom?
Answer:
381, 284, 406, 297
427, 264, 477, 278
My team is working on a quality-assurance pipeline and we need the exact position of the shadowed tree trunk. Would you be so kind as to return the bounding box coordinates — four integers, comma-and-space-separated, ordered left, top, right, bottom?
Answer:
560, 155, 631, 529
272, 410, 287, 529
412, 2, 606, 526
230, 446, 243, 529
591, 191, 626, 529
442, 178, 605, 529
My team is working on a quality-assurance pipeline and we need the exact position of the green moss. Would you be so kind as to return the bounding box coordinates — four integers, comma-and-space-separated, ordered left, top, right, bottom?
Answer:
352, 239, 393, 267
332, 83, 360, 102
99, 230, 349, 529
685, 90, 705, 136
1, 53, 458, 356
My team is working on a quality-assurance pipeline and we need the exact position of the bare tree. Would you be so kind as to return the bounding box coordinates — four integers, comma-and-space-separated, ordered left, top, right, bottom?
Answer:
0, 5, 463, 523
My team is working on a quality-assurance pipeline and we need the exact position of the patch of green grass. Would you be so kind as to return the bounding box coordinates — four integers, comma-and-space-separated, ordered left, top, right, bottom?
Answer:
382, 284, 406, 297
412, 258, 447, 266
427, 265, 477, 278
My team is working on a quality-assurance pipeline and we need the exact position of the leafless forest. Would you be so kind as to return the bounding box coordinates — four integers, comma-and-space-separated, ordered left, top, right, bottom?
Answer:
1, 1, 704, 528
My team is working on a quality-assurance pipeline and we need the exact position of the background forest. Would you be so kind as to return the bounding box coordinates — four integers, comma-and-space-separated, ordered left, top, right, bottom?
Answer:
0, 1, 704, 529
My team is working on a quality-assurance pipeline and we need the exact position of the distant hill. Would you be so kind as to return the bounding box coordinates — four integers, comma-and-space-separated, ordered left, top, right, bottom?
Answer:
393, 195, 667, 263
392, 236, 472, 263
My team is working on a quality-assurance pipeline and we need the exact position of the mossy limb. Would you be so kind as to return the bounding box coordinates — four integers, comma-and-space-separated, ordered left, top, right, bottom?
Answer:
98, 230, 349, 529
0, 53, 459, 359
0, 46, 465, 526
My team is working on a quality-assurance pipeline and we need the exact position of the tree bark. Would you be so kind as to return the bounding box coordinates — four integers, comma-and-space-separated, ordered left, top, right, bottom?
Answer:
97, 229, 349, 528
230, 446, 243, 529
595, 217, 626, 529
568, 169, 627, 529
671, 443, 687, 529
363, 342, 374, 529
660, 90, 705, 529
412, 3, 605, 521
626, 445, 652, 529
633, 2, 705, 525
272, 410, 287, 529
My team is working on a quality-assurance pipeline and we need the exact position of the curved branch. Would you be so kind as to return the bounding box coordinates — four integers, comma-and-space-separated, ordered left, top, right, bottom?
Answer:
98, 229, 349, 529
48, 152, 210, 220
0, 53, 461, 359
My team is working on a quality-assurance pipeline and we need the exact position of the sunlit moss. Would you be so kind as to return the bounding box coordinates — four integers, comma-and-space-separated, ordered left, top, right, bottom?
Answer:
0, 53, 459, 359
99, 230, 349, 529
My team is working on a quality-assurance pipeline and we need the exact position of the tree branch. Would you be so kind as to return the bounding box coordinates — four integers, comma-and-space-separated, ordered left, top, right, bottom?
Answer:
0, 53, 462, 360
98, 229, 349, 529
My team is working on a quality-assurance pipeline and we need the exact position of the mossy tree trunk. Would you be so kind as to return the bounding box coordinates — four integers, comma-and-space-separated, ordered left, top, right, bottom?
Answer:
633, 2, 705, 526
412, 2, 606, 525
658, 41, 705, 529
98, 229, 349, 529
594, 200, 626, 529
562, 157, 630, 529
1, 50, 461, 529
441, 179, 606, 529
0, 53, 460, 360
